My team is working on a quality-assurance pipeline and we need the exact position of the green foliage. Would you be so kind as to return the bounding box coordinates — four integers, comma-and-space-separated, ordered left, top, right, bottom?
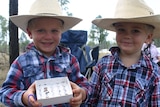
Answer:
87, 41, 96, 47
19, 32, 30, 52
0, 15, 8, 53
0, 42, 8, 53
88, 15, 117, 50
88, 15, 109, 49
58, 0, 72, 16
0, 15, 31, 54
0, 16, 8, 37
154, 38, 160, 47
59, 0, 69, 7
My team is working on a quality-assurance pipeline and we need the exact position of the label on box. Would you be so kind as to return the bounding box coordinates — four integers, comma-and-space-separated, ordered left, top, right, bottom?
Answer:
35, 77, 73, 106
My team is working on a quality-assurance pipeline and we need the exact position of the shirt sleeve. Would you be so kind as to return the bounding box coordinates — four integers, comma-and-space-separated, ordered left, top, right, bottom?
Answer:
68, 54, 91, 98
0, 59, 26, 107
150, 66, 160, 106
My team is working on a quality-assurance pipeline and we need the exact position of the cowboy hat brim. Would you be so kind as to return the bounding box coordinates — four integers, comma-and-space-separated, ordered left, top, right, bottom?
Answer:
92, 15, 160, 38
10, 14, 82, 33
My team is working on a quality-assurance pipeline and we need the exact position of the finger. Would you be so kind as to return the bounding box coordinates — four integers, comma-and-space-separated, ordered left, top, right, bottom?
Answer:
72, 88, 81, 96
70, 100, 82, 107
70, 81, 78, 89
71, 91, 82, 104
28, 94, 41, 107
29, 82, 36, 93
71, 93, 82, 102
70, 104, 80, 107
28, 94, 35, 106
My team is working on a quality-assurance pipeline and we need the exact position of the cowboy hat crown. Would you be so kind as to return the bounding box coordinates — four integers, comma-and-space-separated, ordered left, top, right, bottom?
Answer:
29, 0, 62, 15
114, 0, 154, 18
10, 0, 82, 33
92, 0, 160, 38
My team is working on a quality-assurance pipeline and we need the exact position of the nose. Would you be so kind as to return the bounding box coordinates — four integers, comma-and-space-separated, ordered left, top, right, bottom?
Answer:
45, 31, 53, 39
123, 31, 132, 38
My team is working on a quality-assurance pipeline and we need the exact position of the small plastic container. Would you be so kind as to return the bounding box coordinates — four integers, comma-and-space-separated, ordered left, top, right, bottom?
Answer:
35, 77, 73, 106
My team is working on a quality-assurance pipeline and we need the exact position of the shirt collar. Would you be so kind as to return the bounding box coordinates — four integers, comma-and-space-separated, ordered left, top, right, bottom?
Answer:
109, 46, 154, 70
26, 42, 67, 59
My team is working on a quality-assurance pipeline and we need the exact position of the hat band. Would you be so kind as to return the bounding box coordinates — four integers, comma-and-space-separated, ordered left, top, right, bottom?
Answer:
29, 13, 65, 25
34, 13, 59, 16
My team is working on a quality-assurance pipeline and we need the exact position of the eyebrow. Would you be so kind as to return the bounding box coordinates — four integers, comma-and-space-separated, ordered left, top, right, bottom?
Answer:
113, 23, 144, 29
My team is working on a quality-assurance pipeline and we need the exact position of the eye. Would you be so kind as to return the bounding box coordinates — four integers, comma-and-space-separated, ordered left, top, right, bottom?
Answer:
116, 28, 125, 32
51, 29, 58, 33
37, 29, 45, 33
132, 29, 140, 33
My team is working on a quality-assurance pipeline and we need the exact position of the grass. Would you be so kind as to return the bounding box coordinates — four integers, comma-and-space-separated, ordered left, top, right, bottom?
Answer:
0, 53, 9, 87
0, 65, 9, 107
0, 66, 9, 87
0, 53, 9, 107
0, 103, 5, 107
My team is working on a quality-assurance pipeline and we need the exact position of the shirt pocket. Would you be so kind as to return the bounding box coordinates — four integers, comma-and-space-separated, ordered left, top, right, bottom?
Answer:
23, 65, 44, 85
134, 78, 148, 105
53, 61, 72, 74
100, 72, 114, 101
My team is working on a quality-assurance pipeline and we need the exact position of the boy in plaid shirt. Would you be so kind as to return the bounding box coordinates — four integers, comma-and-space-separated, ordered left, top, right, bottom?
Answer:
86, 0, 160, 106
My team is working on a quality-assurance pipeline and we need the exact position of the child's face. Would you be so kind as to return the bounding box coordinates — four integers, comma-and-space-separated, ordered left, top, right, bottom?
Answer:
27, 17, 63, 57
114, 22, 152, 55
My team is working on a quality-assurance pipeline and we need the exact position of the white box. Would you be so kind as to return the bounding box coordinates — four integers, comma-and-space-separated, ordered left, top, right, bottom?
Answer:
35, 77, 73, 106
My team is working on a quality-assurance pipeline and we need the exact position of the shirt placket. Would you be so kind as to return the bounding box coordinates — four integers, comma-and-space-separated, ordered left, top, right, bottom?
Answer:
46, 58, 54, 78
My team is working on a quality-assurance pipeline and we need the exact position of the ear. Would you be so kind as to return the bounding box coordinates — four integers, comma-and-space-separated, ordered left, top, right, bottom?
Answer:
145, 34, 153, 44
27, 28, 32, 39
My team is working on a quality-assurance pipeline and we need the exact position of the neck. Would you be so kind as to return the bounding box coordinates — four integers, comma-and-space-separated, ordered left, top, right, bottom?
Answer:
119, 52, 141, 67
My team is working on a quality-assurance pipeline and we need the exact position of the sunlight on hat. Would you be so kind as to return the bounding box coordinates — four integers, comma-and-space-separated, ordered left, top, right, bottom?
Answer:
92, 0, 160, 38
10, 0, 82, 33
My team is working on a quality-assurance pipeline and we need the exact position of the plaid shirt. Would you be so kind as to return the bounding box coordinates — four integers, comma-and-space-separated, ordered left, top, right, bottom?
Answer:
87, 47, 160, 107
0, 43, 89, 107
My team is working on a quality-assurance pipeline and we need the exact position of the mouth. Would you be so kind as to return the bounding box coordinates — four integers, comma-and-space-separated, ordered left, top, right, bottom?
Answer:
42, 42, 54, 46
122, 41, 132, 45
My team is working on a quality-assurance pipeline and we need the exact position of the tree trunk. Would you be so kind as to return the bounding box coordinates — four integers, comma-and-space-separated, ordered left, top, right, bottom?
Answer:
9, 0, 19, 65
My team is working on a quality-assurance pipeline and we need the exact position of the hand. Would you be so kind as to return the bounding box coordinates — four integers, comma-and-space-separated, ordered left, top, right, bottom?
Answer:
69, 81, 86, 107
22, 82, 42, 107
157, 56, 160, 61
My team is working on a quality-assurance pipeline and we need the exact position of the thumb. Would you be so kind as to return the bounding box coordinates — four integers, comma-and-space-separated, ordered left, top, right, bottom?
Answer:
70, 81, 78, 89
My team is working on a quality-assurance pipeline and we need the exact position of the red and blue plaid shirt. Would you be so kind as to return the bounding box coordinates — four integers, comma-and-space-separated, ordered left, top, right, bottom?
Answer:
87, 47, 160, 107
0, 43, 89, 107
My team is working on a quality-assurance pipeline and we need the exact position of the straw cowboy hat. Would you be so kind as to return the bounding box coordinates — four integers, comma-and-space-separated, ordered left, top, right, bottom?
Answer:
10, 0, 82, 33
92, 0, 160, 38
